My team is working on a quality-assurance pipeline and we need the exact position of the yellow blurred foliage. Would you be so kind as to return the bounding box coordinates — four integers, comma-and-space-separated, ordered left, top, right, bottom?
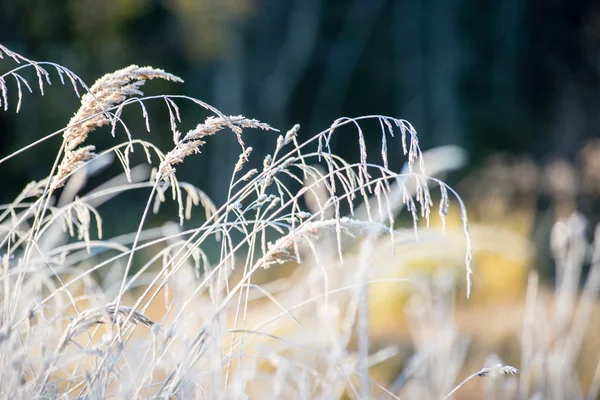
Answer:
366, 201, 533, 338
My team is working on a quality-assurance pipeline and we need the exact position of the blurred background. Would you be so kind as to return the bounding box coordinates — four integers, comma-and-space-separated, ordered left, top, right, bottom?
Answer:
1, 0, 600, 396
2, 0, 600, 210
3, 0, 600, 269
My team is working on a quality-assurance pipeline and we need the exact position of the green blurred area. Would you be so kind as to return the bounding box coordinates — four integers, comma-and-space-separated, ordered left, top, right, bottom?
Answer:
1, 0, 599, 254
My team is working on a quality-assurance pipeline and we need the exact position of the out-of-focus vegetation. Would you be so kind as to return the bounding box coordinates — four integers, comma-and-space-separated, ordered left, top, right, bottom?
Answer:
3, 0, 600, 277
3, 0, 600, 200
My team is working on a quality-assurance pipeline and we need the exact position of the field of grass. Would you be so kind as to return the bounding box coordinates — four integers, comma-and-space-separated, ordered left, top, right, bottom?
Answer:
1, 44, 599, 399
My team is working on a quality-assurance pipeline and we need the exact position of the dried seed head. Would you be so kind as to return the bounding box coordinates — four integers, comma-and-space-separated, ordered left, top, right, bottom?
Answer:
284, 124, 300, 145
53, 66, 182, 189
235, 147, 253, 171
52, 145, 96, 189
57, 305, 157, 353
263, 154, 273, 169
477, 363, 520, 378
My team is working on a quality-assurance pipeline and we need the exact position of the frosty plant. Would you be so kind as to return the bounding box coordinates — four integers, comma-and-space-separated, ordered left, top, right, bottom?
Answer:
0, 43, 479, 398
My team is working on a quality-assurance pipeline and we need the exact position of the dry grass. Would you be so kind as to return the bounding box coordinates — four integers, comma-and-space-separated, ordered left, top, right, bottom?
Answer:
0, 43, 597, 399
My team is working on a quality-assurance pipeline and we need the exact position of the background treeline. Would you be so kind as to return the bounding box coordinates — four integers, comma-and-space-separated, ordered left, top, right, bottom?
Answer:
1, 0, 599, 239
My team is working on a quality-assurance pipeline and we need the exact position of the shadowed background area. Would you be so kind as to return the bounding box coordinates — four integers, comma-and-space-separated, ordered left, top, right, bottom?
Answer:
2, 0, 599, 192
3, 0, 600, 271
